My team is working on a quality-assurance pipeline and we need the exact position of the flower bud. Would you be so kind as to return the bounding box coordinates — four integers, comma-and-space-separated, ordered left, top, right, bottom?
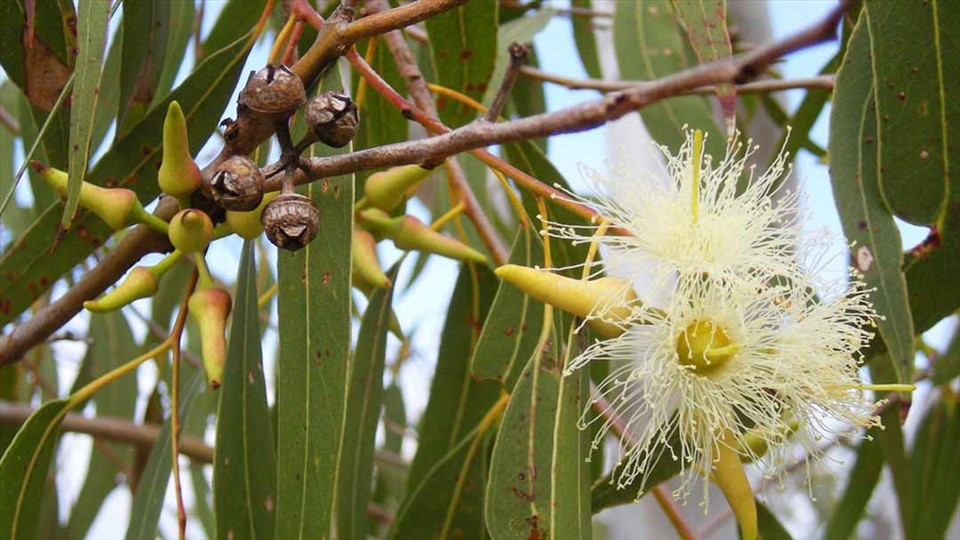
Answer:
261, 193, 320, 251
363, 165, 432, 211
211, 155, 264, 211
494, 265, 638, 338
225, 192, 278, 240
83, 267, 158, 312
188, 287, 232, 389
34, 161, 143, 230
168, 209, 214, 254
352, 227, 390, 289
305, 92, 359, 148
158, 101, 202, 206
238, 64, 306, 122
393, 216, 486, 263
713, 430, 757, 540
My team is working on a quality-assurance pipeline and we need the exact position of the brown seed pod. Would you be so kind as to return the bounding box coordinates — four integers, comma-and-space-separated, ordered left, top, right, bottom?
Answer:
238, 64, 306, 122
211, 156, 264, 211
305, 92, 359, 148
261, 193, 320, 251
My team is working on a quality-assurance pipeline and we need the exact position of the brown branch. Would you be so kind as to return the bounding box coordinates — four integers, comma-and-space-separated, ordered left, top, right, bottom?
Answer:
1, 0, 470, 367
520, 66, 836, 94
486, 42, 529, 122
365, 0, 508, 265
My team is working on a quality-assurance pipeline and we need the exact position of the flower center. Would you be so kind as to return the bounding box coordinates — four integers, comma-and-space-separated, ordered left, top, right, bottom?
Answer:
675, 320, 738, 375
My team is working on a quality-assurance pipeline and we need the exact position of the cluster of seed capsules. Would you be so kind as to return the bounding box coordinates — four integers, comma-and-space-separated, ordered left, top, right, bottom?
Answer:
35, 64, 485, 388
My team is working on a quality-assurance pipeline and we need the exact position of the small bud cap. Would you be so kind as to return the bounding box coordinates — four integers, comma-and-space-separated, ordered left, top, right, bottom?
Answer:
306, 92, 359, 148
168, 209, 214, 253
238, 65, 306, 122
211, 156, 264, 211
261, 193, 320, 251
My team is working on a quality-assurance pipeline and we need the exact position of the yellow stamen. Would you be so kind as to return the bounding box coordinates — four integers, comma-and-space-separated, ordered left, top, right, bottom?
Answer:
268, 13, 297, 65
691, 129, 703, 224
430, 201, 466, 231
355, 37, 378, 109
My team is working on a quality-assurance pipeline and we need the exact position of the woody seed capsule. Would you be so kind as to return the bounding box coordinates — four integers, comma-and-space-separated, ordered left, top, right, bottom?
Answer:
238, 64, 306, 122
211, 155, 264, 211
261, 193, 320, 251
306, 92, 359, 148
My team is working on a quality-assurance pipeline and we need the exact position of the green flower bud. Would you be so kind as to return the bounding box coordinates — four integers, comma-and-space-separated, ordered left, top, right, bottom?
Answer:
352, 227, 391, 289
225, 192, 278, 240
363, 165, 432, 212
158, 102, 202, 206
358, 209, 485, 264
494, 264, 638, 338
188, 287, 232, 389
34, 161, 144, 230
168, 209, 214, 253
83, 267, 158, 312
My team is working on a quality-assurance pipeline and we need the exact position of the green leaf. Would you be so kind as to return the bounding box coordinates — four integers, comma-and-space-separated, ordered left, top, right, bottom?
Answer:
822, 432, 883, 540
932, 329, 960, 385
481, 7, 553, 106
509, 47, 548, 153
154, 0, 195, 101
116, 0, 171, 136
869, 354, 912, 533
755, 501, 792, 540
390, 265, 500, 539
200, 0, 268, 62
124, 368, 205, 540
0, 398, 69, 540
61, 0, 110, 232
471, 227, 545, 388
89, 22, 122, 155
612, 0, 723, 155
0, 28, 256, 326
275, 65, 354, 540
571, 0, 602, 79
485, 319, 591, 540
336, 266, 397, 540
906, 396, 960, 539
66, 312, 139, 539
214, 240, 276, 540
829, 14, 914, 384
589, 432, 682, 513
669, 0, 736, 123
0, 82, 32, 237
425, 0, 498, 128
863, 0, 954, 225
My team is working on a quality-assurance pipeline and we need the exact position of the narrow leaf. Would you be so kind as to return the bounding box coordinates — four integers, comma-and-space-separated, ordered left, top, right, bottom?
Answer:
823, 432, 883, 540
336, 267, 397, 540
482, 7, 553, 106
669, 0, 736, 125
214, 240, 276, 540
571, 0, 603, 79
61, 0, 109, 232
829, 14, 914, 384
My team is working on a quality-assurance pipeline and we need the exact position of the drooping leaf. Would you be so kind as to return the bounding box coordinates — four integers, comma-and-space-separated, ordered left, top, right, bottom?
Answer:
0, 398, 69, 540
65, 311, 139, 539
336, 266, 397, 540
863, 0, 955, 226
0, 82, 33, 237
0, 0, 75, 111
932, 328, 960, 385
124, 368, 205, 540
869, 354, 912, 532
154, 0, 195, 102
823, 432, 883, 540
275, 66, 354, 540
906, 395, 960, 539
755, 501, 792, 540
391, 265, 500, 539
89, 21, 122, 156
669, 0, 736, 125
612, 0, 723, 155
200, 0, 268, 62
0, 28, 257, 326
571, 0, 603, 80
116, 0, 171, 136
471, 226, 545, 388
485, 318, 591, 540
214, 240, 276, 540
61, 0, 110, 232
829, 14, 914, 384
481, 7, 553, 107
425, 0, 498, 128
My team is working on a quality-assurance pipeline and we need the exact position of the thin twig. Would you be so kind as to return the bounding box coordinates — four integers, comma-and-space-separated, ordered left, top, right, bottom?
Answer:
169, 272, 196, 540
485, 42, 529, 122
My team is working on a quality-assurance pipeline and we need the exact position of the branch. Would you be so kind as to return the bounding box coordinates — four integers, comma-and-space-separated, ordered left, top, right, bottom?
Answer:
283, 2, 845, 225
486, 42, 528, 122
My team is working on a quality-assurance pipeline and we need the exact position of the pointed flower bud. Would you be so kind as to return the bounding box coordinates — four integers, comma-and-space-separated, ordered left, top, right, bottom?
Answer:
352, 227, 390, 289
713, 430, 757, 540
34, 161, 145, 230
358, 209, 486, 263
494, 264, 638, 338
225, 192, 278, 240
158, 102, 202, 207
168, 209, 214, 253
83, 267, 158, 312
188, 287, 232, 389
363, 165, 432, 211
